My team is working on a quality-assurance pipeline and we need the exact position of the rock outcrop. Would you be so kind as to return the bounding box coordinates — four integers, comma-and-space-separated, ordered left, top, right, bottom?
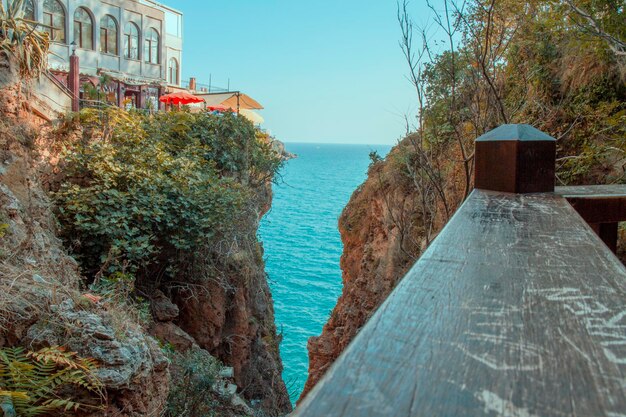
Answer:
271, 139, 296, 160
0, 59, 169, 415
172, 192, 291, 415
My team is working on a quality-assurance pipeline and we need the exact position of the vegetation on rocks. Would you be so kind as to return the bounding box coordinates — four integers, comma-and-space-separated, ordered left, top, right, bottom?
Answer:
0, 346, 104, 416
395, 0, 625, 243
54, 108, 282, 282
0, 35, 289, 413
48, 107, 291, 415
165, 349, 254, 417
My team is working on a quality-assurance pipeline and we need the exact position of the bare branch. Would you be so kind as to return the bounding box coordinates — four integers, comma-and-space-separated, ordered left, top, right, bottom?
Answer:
563, 0, 626, 59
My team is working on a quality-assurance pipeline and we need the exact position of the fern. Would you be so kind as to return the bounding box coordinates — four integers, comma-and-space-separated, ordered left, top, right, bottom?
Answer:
0, 346, 105, 416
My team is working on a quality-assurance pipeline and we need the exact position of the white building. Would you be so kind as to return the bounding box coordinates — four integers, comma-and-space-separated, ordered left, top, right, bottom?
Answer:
11, 0, 183, 109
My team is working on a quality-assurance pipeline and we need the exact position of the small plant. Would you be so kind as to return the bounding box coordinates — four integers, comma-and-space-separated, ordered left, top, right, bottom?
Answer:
368, 150, 383, 166
0, 0, 50, 79
166, 349, 224, 417
90, 272, 151, 326
0, 223, 8, 239
90, 272, 136, 305
0, 346, 105, 416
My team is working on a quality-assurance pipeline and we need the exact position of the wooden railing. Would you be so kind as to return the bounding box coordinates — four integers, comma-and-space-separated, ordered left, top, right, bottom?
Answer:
293, 124, 626, 417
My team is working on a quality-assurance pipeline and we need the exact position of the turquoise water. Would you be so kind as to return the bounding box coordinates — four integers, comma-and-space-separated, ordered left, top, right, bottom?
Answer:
259, 143, 391, 403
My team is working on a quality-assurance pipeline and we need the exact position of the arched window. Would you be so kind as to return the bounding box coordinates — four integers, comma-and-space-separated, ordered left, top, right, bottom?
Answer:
73, 7, 93, 50
100, 15, 118, 55
42, 0, 65, 43
23, 0, 35, 21
144, 28, 159, 64
168, 58, 179, 85
123, 22, 139, 60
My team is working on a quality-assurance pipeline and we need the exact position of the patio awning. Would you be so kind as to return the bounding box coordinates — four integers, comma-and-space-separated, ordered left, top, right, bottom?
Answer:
99, 70, 165, 87
194, 92, 263, 110
240, 109, 264, 125
159, 91, 205, 105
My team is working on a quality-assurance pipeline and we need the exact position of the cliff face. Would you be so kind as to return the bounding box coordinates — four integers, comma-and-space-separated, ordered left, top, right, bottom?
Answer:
0, 59, 169, 416
172, 187, 292, 415
300, 142, 425, 399
0, 55, 290, 415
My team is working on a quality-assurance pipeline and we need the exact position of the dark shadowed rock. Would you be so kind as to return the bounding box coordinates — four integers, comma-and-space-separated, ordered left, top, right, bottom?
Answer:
151, 289, 179, 322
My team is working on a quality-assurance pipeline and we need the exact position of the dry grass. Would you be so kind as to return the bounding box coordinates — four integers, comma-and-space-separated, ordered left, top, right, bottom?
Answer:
0, 259, 79, 344
558, 42, 625, 93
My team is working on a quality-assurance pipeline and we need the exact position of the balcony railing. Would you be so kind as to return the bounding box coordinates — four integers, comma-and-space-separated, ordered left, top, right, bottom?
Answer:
182, 80, 230, 93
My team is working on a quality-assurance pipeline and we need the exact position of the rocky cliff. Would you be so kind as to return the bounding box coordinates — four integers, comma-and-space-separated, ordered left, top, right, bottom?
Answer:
0, 58, 169, 416
0, 54, 290, 416
169, 185, 292, 414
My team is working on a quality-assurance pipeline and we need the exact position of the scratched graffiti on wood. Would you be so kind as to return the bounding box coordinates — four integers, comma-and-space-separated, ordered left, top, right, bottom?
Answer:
455, 305, 544, 372
528, 287, 626, 366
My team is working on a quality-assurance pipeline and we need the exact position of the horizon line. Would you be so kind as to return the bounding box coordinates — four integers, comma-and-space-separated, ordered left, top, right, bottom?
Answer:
280, 140, 396, 146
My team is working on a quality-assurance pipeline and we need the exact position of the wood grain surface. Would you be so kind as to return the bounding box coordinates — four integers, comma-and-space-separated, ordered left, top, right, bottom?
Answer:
294, 190, 626, 417
556, 185, 626, 225
556, 185, 626, 198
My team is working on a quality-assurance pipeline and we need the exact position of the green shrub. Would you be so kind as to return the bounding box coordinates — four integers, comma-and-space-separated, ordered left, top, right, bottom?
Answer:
89, 272, 151, 327
54, 108, 282, 279
166, 349, 224, 417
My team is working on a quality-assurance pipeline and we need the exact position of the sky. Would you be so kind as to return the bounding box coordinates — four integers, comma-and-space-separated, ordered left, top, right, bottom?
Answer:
167, 0, 433, 145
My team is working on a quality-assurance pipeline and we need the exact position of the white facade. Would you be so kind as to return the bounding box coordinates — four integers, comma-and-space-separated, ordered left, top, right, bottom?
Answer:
17, 0, 183, 87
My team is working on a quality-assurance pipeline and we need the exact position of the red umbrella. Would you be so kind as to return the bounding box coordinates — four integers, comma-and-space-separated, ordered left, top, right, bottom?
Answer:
159, 91, 205, 105
207, 104, 236, 112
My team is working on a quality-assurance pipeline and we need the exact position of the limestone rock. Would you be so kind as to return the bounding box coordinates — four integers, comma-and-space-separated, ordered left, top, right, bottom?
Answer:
0, 95, 171, 415
23, 298, 170, 415
219, 366, 234, 378
270, 139, 296, 160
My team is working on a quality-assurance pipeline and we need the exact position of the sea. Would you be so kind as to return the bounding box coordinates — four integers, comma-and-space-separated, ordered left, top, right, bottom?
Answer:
258, 142, 392, 403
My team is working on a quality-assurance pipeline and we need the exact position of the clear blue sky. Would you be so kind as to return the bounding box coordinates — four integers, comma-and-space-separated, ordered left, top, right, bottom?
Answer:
167, 0, 432, 145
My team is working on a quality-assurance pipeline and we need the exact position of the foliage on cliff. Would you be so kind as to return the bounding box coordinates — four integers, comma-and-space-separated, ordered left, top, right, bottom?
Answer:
54, 109, 283, 281
51, 108, 292, 415
396, 0, 625, 240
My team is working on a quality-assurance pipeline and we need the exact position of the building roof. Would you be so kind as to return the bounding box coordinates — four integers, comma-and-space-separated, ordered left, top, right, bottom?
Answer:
195, 92, 264, 110
137, 0, 182, 16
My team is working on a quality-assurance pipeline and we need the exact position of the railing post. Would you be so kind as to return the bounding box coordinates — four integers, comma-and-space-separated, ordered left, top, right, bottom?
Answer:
137, 86, 145, 109
474, 124, 556, 193
117, 82, 123, 108
589, 222, 619, 253
69, 53, 80, 113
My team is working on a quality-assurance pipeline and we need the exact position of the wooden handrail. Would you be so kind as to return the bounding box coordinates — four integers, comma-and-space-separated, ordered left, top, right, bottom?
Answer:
293, 124, 626, 417
43, 70, 73, 98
